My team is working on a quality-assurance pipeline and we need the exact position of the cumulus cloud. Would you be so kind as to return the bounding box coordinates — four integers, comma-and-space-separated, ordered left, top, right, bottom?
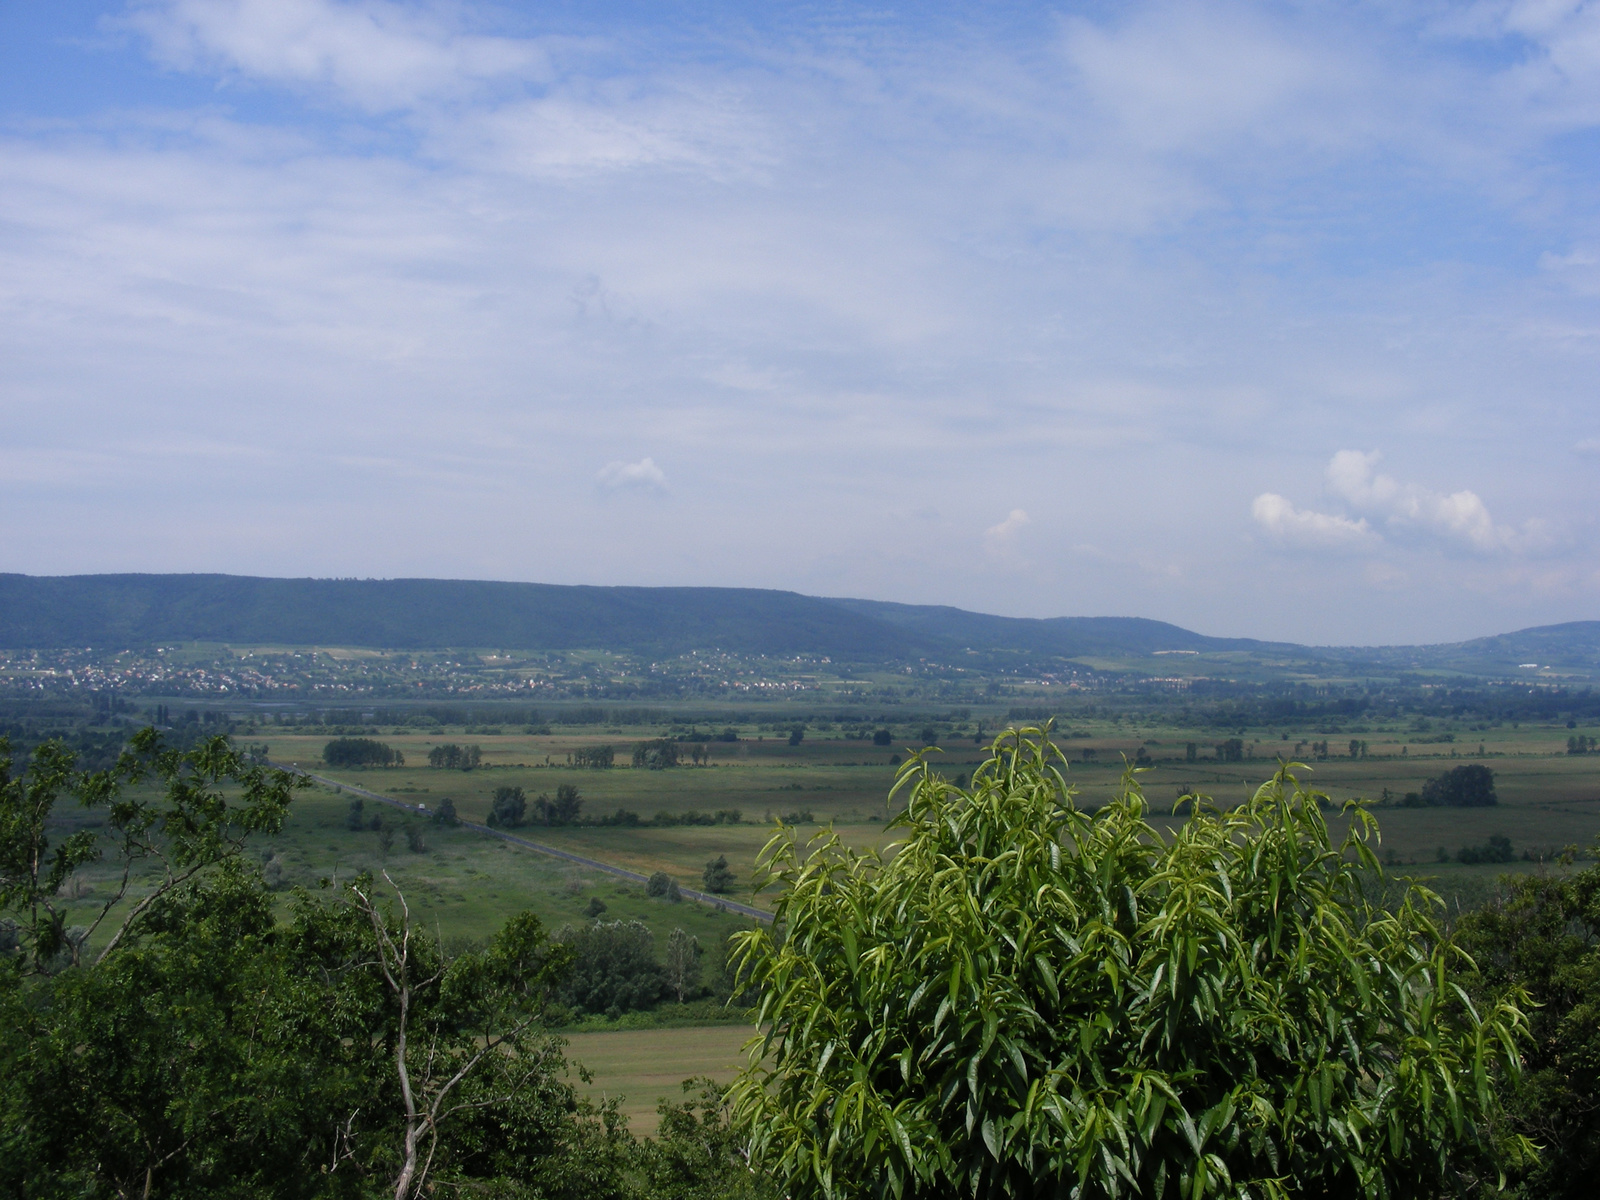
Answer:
1253, 451, 1547, 557
123, 0, 549, 112
1324, 450, 1516, 552
596, 457, 666, 492
1250, 493, 1376, 549
1575, 438, 1600, 455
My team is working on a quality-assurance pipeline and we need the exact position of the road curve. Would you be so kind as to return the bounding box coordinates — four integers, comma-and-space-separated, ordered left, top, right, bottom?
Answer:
273, 764, 774, 924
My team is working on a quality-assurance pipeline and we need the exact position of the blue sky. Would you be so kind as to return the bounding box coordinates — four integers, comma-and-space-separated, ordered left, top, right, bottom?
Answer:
2, 1, 1598, 644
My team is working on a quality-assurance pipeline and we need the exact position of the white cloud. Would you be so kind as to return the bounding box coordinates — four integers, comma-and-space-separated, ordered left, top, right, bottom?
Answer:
1324, 450, 1515, 552
1575, 437, 1600, 454
1250, 493, 1376, 549
983, 509, 1030, 559
596, 457, 666, 492
123, 0, 549, 111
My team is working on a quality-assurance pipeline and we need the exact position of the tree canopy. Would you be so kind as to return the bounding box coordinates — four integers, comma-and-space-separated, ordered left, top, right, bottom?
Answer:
729, 727, 1528, 1200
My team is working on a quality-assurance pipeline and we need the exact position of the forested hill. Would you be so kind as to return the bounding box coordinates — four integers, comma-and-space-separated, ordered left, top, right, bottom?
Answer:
0, 573, 1595, 671
0, 574, 928, 658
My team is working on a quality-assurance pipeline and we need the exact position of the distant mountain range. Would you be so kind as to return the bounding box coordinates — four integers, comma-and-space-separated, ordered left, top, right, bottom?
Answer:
1, 573, 1596, 677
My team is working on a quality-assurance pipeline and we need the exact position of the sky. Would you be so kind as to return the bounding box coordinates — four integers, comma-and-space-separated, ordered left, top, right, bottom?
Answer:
2, 0, 1599, 646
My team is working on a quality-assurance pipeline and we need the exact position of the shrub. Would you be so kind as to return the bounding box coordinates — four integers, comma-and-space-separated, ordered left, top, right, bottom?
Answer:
1458, 834, 1515, 864
728, 727, 1527, 1199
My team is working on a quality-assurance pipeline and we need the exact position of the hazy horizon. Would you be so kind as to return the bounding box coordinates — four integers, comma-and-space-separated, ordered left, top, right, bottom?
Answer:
4, 2, 1599, 645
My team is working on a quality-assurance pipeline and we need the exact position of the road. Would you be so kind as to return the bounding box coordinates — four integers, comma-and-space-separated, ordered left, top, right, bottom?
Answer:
273, 764, 774, 924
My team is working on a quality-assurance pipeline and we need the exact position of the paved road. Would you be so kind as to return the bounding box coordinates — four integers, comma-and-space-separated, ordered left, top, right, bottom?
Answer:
274, 764, 774, 924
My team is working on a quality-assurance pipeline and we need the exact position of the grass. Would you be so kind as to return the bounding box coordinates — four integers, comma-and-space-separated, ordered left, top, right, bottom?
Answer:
270, 718, 1600, 914
564, 1024, 755, 1135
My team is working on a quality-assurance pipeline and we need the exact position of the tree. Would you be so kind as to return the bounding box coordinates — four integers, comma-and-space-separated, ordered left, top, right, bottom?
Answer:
0, 735, 631, 1200
641, 1080, 776, 1200
788, 727, 804, 747
1455, 856, 1600, 1200
346, 873, 574, 1199
346, 796, 367, 830
535, 783, 583, 825
648, 871, 683, 902
633, 740, 680, 769
431, 796, 459, 826
427, 744, 481, 771
488, 785, 526, 828
552, 919, 664, 1015
703, 854, 736, 894
665, 927, 703, 1002
1422, 763, 1498, 807
0, 730, 304, 972
873, 730, 892, 747
324, 737, 404, 768
728, 727, 1527, 1200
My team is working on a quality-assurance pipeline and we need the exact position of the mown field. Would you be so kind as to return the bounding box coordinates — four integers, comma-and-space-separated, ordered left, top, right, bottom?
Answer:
564, 1025, 755, 1134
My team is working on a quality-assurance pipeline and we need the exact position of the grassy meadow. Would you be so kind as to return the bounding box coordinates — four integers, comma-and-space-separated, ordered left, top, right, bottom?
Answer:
267, 718, 1600, 903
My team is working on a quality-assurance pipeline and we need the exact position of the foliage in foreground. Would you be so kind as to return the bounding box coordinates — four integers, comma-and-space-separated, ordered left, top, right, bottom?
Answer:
730, 727, 1529, 1200
1454, 856, 1600, 1200
0, 733, 762, 1200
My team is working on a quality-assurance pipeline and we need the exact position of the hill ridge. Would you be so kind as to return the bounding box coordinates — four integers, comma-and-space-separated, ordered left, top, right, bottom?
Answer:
0, 573, 1595, 671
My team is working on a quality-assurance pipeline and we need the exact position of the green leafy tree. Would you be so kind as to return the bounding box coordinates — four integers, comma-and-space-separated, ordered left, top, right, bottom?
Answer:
1422, 763, 1498, 807
0, 730, 304, 972
665, 926, 703, 1002
703, 854, 736, 894
729, 727, 1528, 1200
489, 785, 526, 828
641, 1080, 777, 1200
345, 873, 575, 1199
648, 871, 683, 902
1454, 855, 1600, 1200
553, 918, 664, 1015
323, 738, 404, 768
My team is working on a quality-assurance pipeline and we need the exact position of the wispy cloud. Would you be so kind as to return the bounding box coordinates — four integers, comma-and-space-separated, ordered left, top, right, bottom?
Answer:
122, 0, 552, 112
0, 2, 1598, 641
983, 509, 1030, 560
596, 457, 666, 492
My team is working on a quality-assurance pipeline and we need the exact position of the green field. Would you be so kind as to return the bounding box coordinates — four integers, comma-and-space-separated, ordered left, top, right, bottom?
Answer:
564, 1025, 756, 1134
266, 719, 1600, 908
